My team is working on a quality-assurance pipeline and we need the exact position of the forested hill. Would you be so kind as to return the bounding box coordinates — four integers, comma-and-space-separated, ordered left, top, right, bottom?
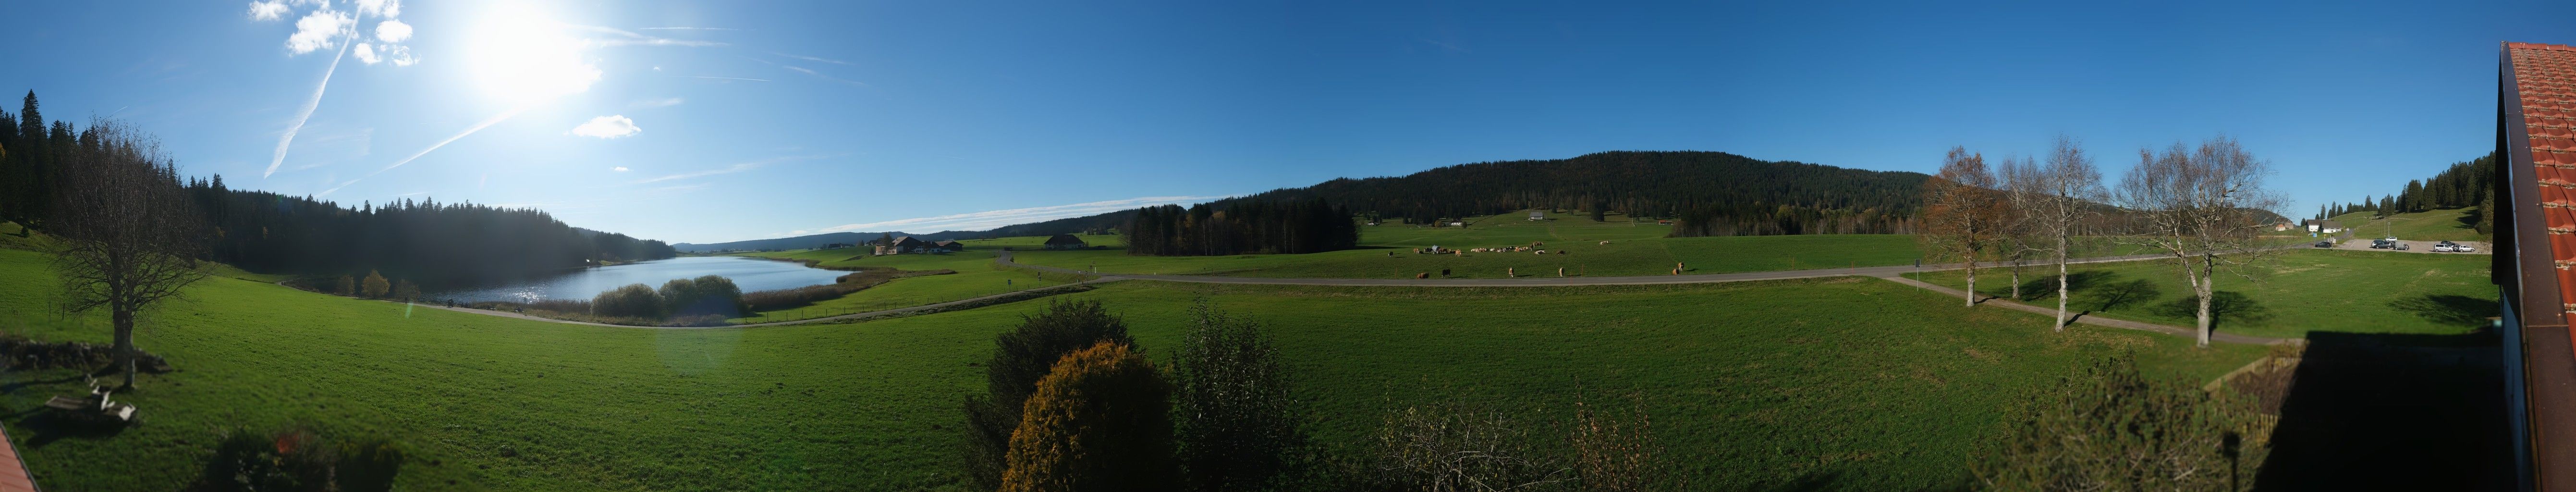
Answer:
0, 90, 679, 288
673, 231, 980, 253
957, 150, 1930, 239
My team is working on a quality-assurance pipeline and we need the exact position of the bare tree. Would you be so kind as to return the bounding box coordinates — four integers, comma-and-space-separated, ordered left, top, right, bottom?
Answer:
2112, 135, 2283, 347
1921, 147, 2005, 307
2028, 136, 2105, 331
50, 120, 209, 388
1997, 155, 2041, 301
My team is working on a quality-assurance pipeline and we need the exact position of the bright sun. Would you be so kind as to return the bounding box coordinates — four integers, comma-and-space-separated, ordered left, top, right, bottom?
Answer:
464, 5, 599, 104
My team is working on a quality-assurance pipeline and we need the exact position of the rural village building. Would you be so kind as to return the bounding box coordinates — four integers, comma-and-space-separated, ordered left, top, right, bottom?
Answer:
2495, 41, 2576, 490
1043, 234, 1088, 250
2303, 219, 2344, 234
875, 236, 960, 255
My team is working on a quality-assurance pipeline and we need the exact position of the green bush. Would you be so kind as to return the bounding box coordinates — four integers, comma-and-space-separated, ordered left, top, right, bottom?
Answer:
658, 275, 745, 318
591, 283, 665, 319
197, 428, 405, 492
1000, 341, 1180, 492
1173, 300, 1303, 492
1972, 353, 2272, 492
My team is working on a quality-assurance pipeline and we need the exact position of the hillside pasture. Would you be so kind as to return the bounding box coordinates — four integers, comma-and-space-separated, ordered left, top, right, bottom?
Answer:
2328, 207, 2486, 242
1009, 211, 1930, 278
0, 245, 2263, 491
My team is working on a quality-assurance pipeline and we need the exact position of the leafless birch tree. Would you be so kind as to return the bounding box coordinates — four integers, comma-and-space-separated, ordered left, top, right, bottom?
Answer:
2112, 135, 2284, 347
50, 120, 210, 388
2028, 136, 2105, 331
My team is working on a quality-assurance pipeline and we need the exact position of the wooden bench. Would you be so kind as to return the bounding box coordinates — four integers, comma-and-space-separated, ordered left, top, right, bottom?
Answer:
44, 386, 134, 423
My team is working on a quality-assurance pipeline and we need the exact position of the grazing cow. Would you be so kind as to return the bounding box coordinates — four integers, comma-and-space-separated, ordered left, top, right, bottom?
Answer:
1534, 250, 1545, 255
1416, 272, 1429, 279
1507, 267, 1515, 278
1557, 250, 1567, 255
1557, 267, 1564, 277
1598, 240, 1610, 245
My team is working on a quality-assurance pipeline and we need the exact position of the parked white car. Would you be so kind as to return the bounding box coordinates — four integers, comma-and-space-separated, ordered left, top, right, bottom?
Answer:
2433, 244, 2457, 252
2454, 244, 2477, 253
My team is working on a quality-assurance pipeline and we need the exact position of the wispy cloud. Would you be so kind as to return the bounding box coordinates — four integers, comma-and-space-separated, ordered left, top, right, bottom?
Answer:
688, 75, 770, 82
784, 66, 870, 87
266, 25, 357, 178
631, 97, 684, 109
571, 115, 641, 138
574, 25, 728, 47
818, 196, 1232, 233
633, 155, 825, 184
612, 166, 631, 172
320, 107, 528, 196
775, 52, 851, 65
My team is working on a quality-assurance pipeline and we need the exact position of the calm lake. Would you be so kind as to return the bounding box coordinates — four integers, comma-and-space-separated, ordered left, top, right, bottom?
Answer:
427, 256, 844, 303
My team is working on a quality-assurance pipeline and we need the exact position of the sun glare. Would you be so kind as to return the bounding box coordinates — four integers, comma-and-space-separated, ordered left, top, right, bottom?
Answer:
464, 5, 598, 104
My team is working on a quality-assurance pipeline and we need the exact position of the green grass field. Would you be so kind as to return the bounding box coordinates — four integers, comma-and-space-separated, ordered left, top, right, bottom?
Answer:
721, 248, 1077, 323
0, 244, 2265, 491
1906, 249, 2496, 339
2329, 207, 2488, 242
1009, 211, 1939, 278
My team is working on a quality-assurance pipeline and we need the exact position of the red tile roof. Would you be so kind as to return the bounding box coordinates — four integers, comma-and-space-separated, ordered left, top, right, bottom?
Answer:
0, 423, 36, 492
2509, 42, 2576, 315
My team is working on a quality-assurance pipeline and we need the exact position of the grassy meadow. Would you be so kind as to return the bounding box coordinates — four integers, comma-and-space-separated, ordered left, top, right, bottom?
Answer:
721, 248, 1080, 323
1010, 211, 1939, 278
1906, 248, 2496, 339
2329, 207, 2487, 242
0, 243, 2267, 491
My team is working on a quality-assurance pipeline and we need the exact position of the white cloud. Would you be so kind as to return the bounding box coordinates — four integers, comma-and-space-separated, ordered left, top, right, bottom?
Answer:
353, 43, 379, 63
634, 155, 824, 184
247, 1, 290, 20
631, 98, 684, 109
571, 115, 641, 138
286, 10, 354, 54
375, 19, 412, 42
612, 166, 631, 172
354, 0, 399, 17
818, 196, 1233, 233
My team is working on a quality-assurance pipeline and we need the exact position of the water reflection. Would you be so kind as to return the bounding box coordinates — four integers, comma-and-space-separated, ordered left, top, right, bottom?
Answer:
427, 256, 842, 303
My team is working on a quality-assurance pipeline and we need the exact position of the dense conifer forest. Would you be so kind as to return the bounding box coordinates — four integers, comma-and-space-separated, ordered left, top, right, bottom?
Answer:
1121, 199, 1358, 256
965, 151, 1932, 243
0, 91, 675, 288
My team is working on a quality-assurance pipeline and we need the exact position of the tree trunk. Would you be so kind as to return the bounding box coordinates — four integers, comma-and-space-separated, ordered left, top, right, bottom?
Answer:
113, 305, 136, 388
2194, 253, 2217, 348
1964, 259, 1978, 307
2009, 257, 2023, 300
2054, 236, 2070, 331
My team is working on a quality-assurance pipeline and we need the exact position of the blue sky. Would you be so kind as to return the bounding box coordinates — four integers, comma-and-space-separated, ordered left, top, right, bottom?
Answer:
1, 0, 2567, 244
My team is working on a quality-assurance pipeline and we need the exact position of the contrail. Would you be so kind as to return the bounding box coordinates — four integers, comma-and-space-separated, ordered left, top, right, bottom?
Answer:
265, 15, 360, 179
318, 106, 526, 197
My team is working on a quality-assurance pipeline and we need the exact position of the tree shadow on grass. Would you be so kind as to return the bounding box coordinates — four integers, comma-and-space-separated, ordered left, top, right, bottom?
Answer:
2013, 271, 2118, 302
2390, 294, 2497, 327
20, 411, 129, 449
2087, 279, 2163, 313
2149, 291, 2270, 332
